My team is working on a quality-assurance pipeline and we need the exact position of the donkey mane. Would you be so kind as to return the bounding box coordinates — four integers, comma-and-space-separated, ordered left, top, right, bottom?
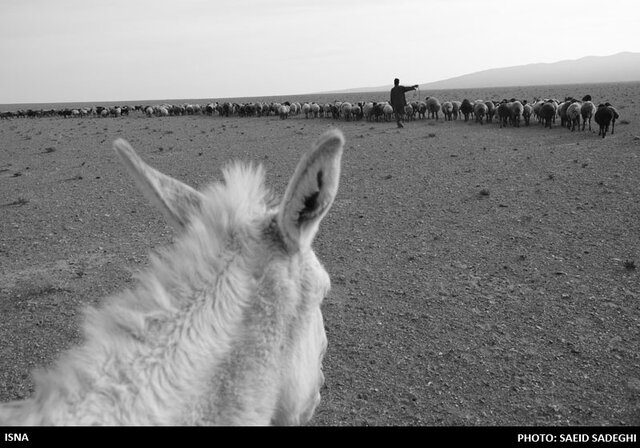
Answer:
30, 163, 276, 424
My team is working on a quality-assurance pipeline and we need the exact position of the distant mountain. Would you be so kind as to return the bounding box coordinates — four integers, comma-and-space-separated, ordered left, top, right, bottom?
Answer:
324, 52, 640, 93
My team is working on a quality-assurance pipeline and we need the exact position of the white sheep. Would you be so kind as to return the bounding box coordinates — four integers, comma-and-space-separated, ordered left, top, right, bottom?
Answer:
278, 103, 290, 120
473, 101, 488, 124
417, 101, 427, 120
404, 104, 415, 121
382, 102, 394, 122
340, 102, 353, 121
442, 102, 454, 121
580, 101, 596, 131
566, 101, 582, 132
451, 101, 461, 120
301, 103, 311, 118
532, 99, 545, 123
509, 101, 524, 127
523, 103, 533, 126
426, 97, 441, 120
310, 103, 321, 118
484, 101, 496, 123
362, 102, 375, 121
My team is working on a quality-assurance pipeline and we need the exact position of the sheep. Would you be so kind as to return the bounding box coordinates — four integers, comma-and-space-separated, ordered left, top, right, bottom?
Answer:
485, 101, 496, 123
442, 102, 454, 121
497, 101, 511, 128
403, 104, 415, 121
605, 102, 620, 135
339, 102, 352, 121
329, 103, 341, 120
550, 100, 559, 123
451, 101, 461, 120
426, 97, 441, 120
566, 101, 582, 132
170, 105, 185, 116
539, 101, 556, 129
460, 99, 473, 121
595, 103, 614, 138
320, 103, 330, 118
370, 102, 384, 121
532, 99, 545, 123
509, 101, 524, 127
362, 102, 375, 121
205, 103, 217, 116
302, 103, 311, 118
382, 102, 394, 121
580, 101, 596, 131
310, 103, 321, 118
473, 101, 488, 124
278, 103, 290, 120
558, 98, 575, 128
523, 103, 533, 126
417, 101, 427, 120
219, 102, 232, 117
260, 102, 271, 117
351, 103, 363, 121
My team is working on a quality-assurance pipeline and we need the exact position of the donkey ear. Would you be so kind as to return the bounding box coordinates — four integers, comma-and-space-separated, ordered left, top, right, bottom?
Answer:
278, 129, 344, 252
113, 138, 205, 232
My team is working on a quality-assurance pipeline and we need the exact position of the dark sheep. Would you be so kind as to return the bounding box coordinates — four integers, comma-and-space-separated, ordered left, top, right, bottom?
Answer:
497, 102, 511, 128
594, 103, 614, 138
460, 99, 473, 121
604, 102, 620, 135
539, 102, 556, 129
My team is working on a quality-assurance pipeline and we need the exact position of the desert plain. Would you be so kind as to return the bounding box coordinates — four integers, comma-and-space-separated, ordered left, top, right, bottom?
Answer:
1, 82, 639, 426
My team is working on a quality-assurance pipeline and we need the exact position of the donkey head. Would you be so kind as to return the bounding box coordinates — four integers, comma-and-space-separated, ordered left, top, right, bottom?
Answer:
112, 129, 344, 425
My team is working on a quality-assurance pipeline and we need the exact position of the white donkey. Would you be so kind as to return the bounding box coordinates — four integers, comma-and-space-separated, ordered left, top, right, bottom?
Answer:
0, 129, 344, 425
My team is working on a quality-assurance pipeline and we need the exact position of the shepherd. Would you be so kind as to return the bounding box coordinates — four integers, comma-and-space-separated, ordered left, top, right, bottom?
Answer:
390, 78, 419, 128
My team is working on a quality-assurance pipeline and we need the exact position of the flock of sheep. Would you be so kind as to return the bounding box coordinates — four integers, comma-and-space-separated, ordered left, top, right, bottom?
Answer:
1, 94, 621, 138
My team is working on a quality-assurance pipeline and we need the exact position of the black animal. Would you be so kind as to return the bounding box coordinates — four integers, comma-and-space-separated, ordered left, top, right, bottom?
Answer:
605, 102, 620, 135
540, 102, 556, 129
460, 99, 473, 121
594, 104, 614, 138
497, 101, 511, 128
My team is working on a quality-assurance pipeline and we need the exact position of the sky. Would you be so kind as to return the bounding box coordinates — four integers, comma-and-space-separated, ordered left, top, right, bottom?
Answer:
1, 0, 639, 104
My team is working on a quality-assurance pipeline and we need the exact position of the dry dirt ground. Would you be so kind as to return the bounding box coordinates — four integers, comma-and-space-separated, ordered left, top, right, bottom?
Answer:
1, 84, 639, 427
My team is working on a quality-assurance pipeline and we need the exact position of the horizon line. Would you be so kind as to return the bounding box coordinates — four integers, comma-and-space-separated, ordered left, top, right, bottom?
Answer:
2, 80, 640, 109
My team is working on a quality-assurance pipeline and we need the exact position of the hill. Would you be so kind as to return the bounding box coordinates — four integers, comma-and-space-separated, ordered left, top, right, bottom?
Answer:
323, 52, 640, 93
